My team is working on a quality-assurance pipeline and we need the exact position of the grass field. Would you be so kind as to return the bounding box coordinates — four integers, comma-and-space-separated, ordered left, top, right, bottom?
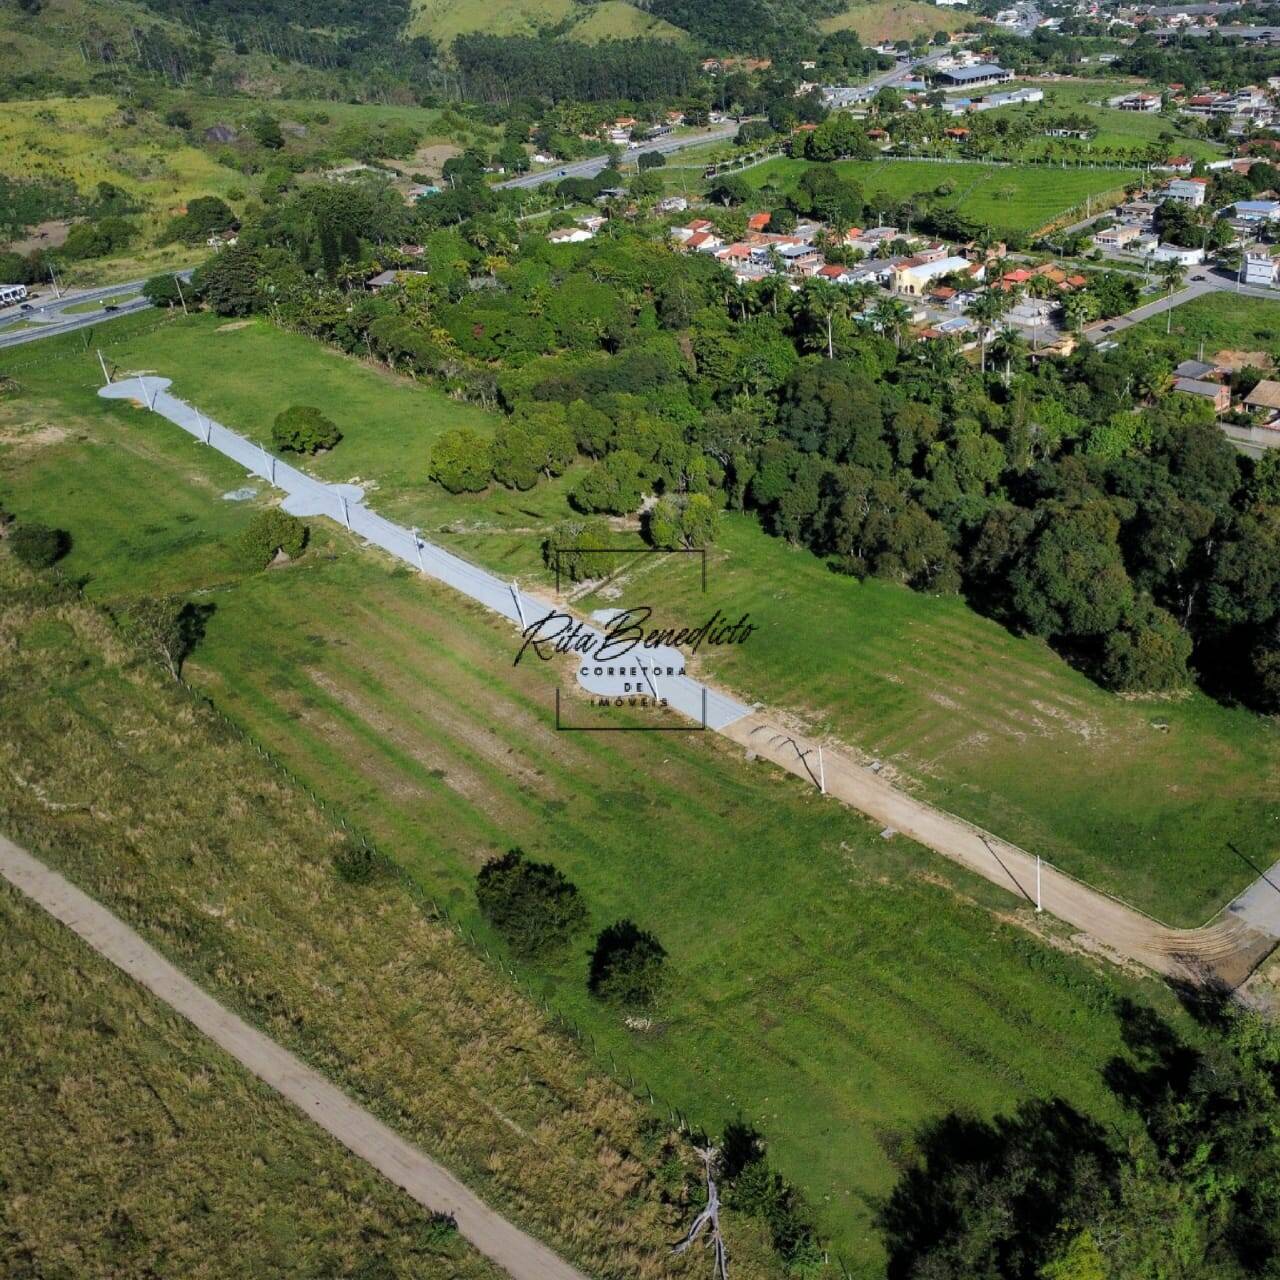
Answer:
571, 0, 689, 41
0, 333, 1189, 1272
971, 80, 1225, 164
407, 0, 690, 42
819, 0, 973, 40
1120, 290, 1280, 361
743, 157, 1139, 237
0, 550, 786, 1279
5, 311, 1276, 929
0, 881, 503, 1279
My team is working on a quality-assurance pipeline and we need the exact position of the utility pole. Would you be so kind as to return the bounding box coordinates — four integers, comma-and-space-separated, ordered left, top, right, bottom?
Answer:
173, 273, 188, 315
510, 579, 527, 629
48, 262, 62, 300
97, 349, 110, 384
818, 744, 826, 795
1036, 856, 1043, 913
411, 527, 425, 572
339, 494, 351, 531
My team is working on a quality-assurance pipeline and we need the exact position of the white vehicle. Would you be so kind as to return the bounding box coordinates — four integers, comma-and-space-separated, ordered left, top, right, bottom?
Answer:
0, 283, 28, 308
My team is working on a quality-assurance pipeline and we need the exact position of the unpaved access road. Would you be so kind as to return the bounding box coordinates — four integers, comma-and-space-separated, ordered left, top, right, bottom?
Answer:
0, 834, 591, 1280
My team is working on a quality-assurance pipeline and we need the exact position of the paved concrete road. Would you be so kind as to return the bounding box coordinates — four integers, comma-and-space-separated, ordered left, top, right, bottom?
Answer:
0, 271, 192, 350
0, 833, 591, 1280
496, 125, 738, 190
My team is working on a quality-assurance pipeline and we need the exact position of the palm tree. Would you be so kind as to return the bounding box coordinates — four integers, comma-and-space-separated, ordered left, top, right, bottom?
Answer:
1159, 260, 1187, 295
872, 295, 912, 350
990, 325, 1028, 385
1062, 290, 1099, 335
968, 289, 1009, 375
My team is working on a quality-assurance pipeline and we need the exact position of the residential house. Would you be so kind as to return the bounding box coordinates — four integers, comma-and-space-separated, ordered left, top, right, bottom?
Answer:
1174, 358, 1224, 380
655, 195, 688, 213
683, 231, 724, 253
1244, 378, 1280, 416
746, 211, 772, 231
1174, 377, 1231, 412
1094, 223, 1143, 248
1229, 199, 1280, 221
366, 269, 428, 291
669, 218, 715, 242
1244, 248, 1279, 285
1111, 91, 1162, 111
548, 226, 594, 244
1148, 242, 1206, 264
1162, 177, 1209, 206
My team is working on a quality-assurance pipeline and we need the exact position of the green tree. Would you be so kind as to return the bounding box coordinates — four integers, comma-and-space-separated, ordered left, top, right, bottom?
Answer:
272, 405, 342, 454
142, 274, 185, 308
252, 114, 285, 150
572, 450, 646, 514
193, 243, 262, 316
587, 920, 666, 1007
115, 596, 208, 680
542, 517, 621, 583
235, 508, 307, 570
476, 848, 588, 956
429, 428, 493, 493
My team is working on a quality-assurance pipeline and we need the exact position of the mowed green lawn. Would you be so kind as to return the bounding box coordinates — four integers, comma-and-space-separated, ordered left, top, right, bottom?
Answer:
586, 516, 1280, 926
1, 356, 1169, 1272
745, 157, 1138, 236
6, 312, 1277, 925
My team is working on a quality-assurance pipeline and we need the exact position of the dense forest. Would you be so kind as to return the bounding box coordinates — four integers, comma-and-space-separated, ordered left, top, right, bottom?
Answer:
453, 35, 698, 104
160, 170, 1280, 715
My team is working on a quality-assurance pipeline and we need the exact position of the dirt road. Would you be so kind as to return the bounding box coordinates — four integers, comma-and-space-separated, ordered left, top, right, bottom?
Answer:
0, 834, 590, 1280
723, 716, 1278, 988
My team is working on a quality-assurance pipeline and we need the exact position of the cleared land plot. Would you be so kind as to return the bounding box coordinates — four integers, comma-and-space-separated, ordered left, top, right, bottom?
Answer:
586, 515, 1280, 926
0, 553, 773, 1280
744, 157, 1139, 236
6, 313, 1275, 928
0, 881, 502, 1280
819, 0, 973, 39
0, 367, 1188, 1269
1119, 289, 1280, 359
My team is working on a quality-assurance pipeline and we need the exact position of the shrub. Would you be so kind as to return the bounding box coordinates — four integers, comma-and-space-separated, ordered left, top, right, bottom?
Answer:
9, 523, 69, 569
476, 848, 587, 956
272, 405, 342, 454
333, 840, 381, 884
587, 920, 666, 1006
429, 428, 492, 493
542, 517, 622, 583
235, 508, 307, 570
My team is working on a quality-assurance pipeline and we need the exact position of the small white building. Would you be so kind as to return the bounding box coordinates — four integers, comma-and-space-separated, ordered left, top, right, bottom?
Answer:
547, 227, 594, 244
1147, 243, 1206, 265
1244, 249, 1278, 286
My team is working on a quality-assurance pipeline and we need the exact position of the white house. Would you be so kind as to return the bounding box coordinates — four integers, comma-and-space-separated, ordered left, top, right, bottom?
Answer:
1244, 249, 1278, 286
1162, 177, 1208, 207
548, 227, 594, 244
1147, 243, 1206, 265
1229, 199, 1280, 222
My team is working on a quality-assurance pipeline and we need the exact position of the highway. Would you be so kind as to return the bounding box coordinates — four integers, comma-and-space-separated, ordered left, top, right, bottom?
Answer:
0, 271, 191, 350
496, 123, 739, 190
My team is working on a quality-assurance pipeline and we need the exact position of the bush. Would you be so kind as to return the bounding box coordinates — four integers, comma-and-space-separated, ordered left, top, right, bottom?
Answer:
272, 405, 342, 454
543, 517, 622, 583
9, 523, 69, 569
142, 274, 185, 308
333, 840, 382, 884
235, 508, 307, 570
476, 848, 587, 956
588, 919, 666, 1006
430, 428, 493, 493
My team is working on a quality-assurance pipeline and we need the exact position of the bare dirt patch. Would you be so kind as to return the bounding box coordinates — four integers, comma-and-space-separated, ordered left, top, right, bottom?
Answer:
5, 219, 72, 254
216, 320, 255, 333
382, 143, 460, 179
1213, 349, 1274, 372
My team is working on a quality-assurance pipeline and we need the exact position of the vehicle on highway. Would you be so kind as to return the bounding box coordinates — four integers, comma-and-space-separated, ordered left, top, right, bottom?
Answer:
19, 303, 31, 311
103, 304, 119, 312
1102, 324, 1116, 333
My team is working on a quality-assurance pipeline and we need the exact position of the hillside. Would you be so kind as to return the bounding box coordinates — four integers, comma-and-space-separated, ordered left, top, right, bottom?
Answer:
408, 0, 690, 43
820, 0, 976, 41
